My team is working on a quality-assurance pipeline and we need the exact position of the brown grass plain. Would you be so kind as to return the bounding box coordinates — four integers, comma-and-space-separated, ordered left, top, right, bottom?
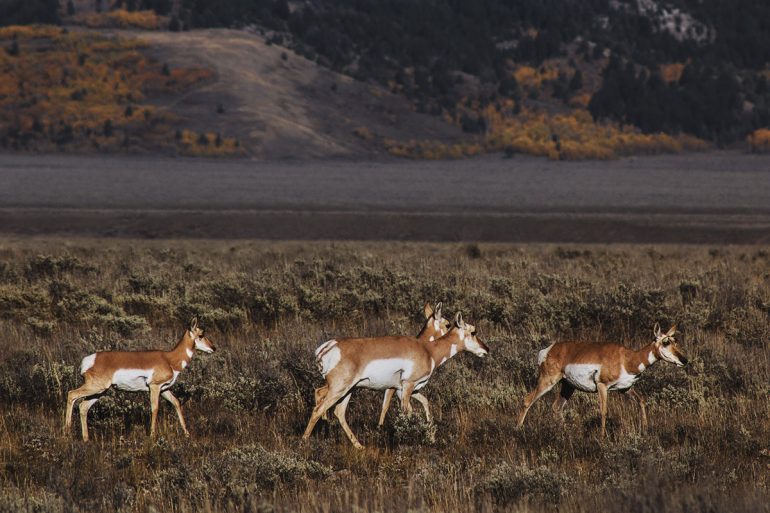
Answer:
0, 239, 768, 512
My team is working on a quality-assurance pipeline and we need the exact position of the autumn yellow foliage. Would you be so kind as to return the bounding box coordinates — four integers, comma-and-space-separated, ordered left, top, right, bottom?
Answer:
178, 130, 241, 157
0, 25, 227, 155
660, 63, 685, 84
385, 98, 708, 161
72, 10, 162, 30
513, 65, 559, 89
747, 128, 770, 153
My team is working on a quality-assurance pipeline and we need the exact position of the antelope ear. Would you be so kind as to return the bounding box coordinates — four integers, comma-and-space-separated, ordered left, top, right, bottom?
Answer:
653, 322, 661, 338
666, 325, 677, 337
434, 302, 443, 319
423, 302, 434, 319
190, 317, 199, 331
454, 311, 463, 328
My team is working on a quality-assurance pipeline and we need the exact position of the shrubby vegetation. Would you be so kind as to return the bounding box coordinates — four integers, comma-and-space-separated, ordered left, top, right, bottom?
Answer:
0, 239, 768, 512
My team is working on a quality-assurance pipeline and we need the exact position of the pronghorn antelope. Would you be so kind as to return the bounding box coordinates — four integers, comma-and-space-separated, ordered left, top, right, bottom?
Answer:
303, 312, 488, 449
64, 318, 215, 441
517, 324, 687, 437
313, 302, 450, 426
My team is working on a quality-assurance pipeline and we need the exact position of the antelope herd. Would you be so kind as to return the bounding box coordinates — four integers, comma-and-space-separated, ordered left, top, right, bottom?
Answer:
64, 304, 688, 448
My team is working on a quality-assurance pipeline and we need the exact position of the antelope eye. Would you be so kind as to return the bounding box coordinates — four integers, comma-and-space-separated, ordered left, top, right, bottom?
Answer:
662, 339, 671, 346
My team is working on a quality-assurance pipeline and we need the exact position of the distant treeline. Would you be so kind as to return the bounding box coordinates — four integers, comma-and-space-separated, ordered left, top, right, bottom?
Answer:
4, 0, 770, 144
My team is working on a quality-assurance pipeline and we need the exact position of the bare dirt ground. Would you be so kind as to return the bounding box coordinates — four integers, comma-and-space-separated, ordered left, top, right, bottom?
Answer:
126, 29, 465, 159
1, 151, 769, 243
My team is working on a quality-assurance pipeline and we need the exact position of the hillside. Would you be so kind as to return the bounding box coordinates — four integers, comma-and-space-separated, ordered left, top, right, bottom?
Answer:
137, 29, 466, 159
1, 0, 769, 159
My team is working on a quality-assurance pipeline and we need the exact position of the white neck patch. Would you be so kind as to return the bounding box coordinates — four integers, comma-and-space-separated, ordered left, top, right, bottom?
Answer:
450, 344, 458, 357
186, 348, 194, 358
648, 351, 657, 365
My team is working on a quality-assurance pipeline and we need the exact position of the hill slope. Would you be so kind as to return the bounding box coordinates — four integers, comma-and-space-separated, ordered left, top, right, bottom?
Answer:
137, 29, 465, 159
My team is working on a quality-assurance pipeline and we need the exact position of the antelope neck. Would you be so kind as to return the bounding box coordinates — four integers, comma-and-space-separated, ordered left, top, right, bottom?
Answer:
630, 343, 658, 372
428, 329, 462, 367
169, 333, 195, 371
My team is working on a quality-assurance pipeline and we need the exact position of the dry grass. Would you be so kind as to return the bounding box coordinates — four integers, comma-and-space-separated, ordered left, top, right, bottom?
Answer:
0, 239, 769, 512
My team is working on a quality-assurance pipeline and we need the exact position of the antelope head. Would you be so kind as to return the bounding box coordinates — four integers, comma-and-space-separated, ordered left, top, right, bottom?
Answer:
453, 312, 489, 358
424, 301, 450, 338
190, 317, 216, 353
652, 323, 687, 367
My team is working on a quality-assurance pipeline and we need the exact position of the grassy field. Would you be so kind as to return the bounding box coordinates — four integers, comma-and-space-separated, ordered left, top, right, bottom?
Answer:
0, 239, 768, 512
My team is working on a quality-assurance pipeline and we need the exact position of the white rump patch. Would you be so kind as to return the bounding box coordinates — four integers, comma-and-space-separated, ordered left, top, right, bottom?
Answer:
564, 363, 601, 392
112, 368, 154, 392
359, 358, 417, 390
537, 344, 555, 366
80, 354, 97, 374
316, 340, 341, 377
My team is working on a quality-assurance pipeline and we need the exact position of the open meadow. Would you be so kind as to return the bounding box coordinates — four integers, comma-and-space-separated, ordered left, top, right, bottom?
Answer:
0, 239, 769, 512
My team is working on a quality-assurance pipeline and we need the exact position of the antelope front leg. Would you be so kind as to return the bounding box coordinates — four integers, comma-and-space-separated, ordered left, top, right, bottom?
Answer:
161, 390, 190, 437
149, 384, 161, 438
597, 382, 609, 438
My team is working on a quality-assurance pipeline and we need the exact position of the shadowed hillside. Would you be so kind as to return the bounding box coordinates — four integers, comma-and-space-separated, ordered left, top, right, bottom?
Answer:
137, 29, 466, 159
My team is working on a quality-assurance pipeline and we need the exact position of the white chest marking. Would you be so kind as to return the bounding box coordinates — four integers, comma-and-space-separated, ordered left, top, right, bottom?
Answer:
564, 364, 601, 392
610, 365, 638, 390
358, 358, 416, 390
648, 352, 657, 365
162, 370, 181, 390
112, 369, 154, 392
637, 363, 645, 372
429, 336, 435, 342
186, 348, 194, 358
80, 353, 96, 374
450, 344, 458, 357
181, 360, 188, 369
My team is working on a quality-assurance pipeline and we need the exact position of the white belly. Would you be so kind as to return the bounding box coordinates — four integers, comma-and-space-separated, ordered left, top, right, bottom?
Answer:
112, 369, 154, 392
357, 358, 420, 390
609, 366, 638, 391
564, 364, 601, 392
